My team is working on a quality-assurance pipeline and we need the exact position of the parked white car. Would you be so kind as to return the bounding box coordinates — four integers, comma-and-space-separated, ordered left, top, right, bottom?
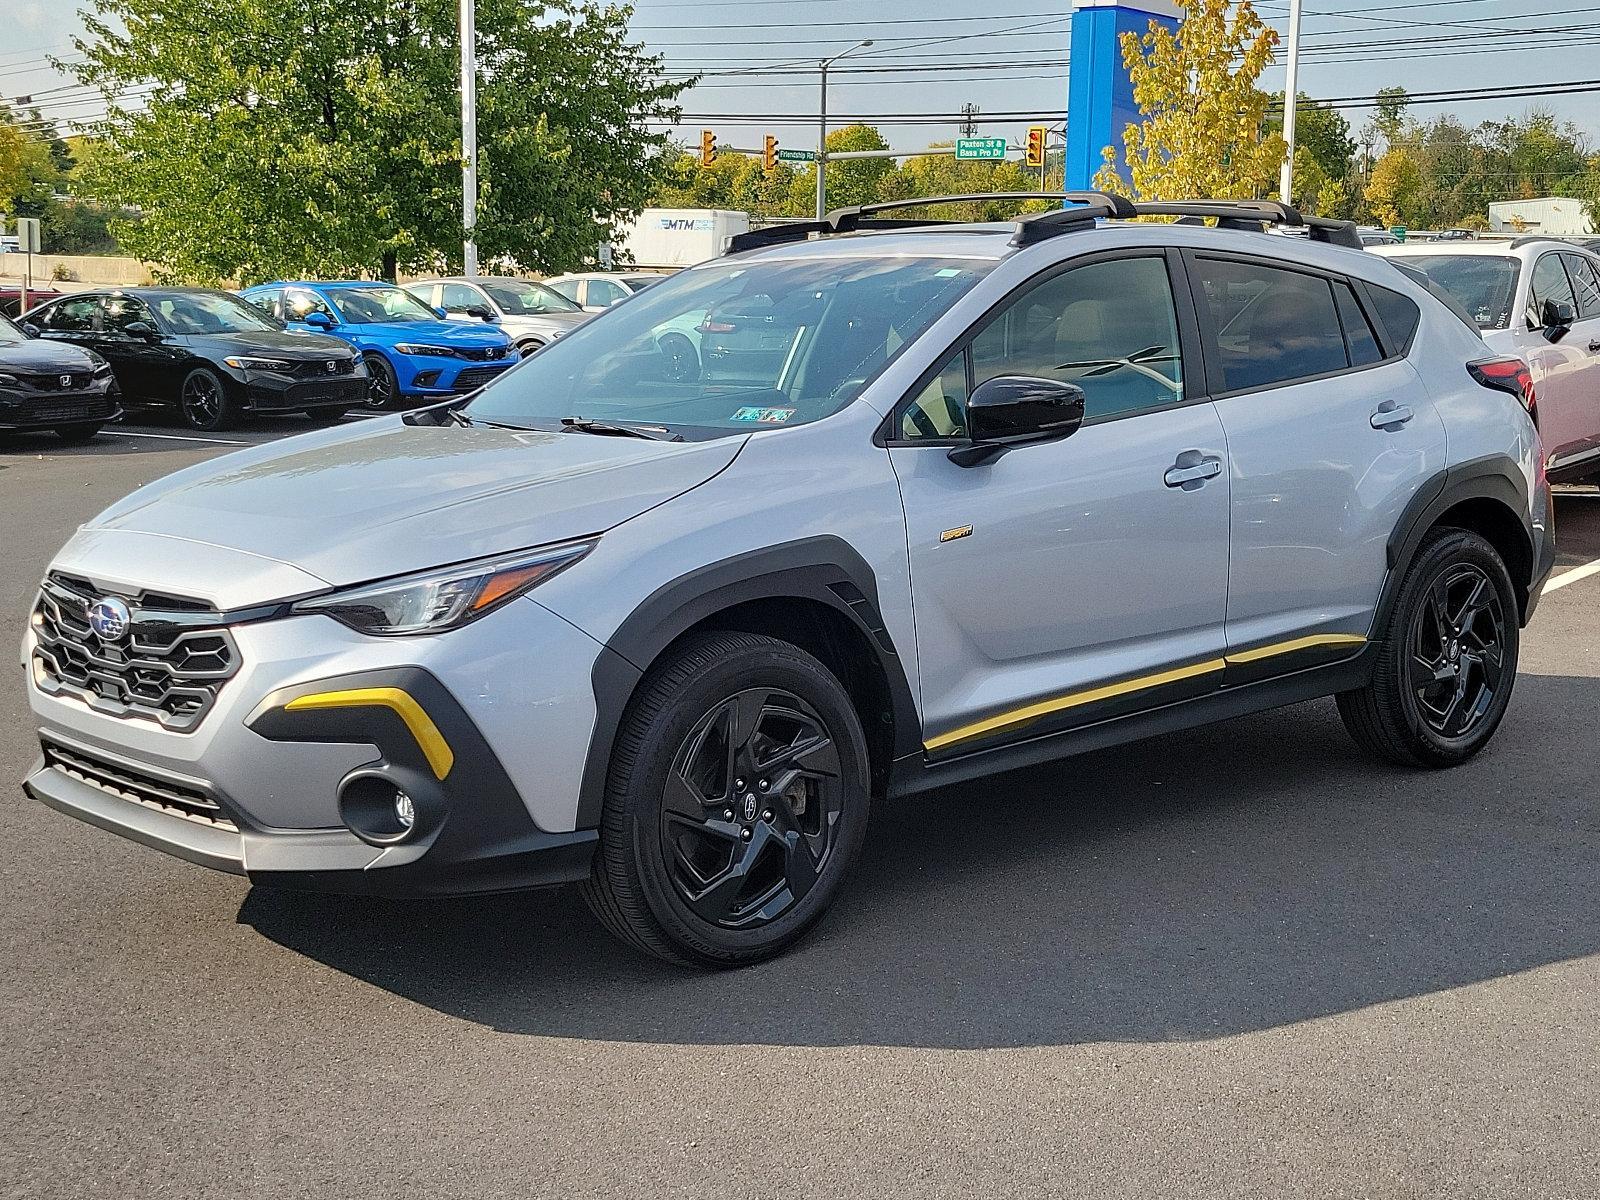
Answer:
1377, 239, 1600, 483
544, 271, 668, 312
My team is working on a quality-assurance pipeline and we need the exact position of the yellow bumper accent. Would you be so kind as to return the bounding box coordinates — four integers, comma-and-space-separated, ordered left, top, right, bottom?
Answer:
284, 687, 455, 780
922, 634, 1367, 753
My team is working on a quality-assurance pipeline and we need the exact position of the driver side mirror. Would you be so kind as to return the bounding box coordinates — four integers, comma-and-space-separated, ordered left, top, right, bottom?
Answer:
1541, 298, 1575, 342
948, 375, 1087, 468
303, 311, 335, 330
465, 305, 497, 322
122, 320, 159, 340
19, 321, 40, 338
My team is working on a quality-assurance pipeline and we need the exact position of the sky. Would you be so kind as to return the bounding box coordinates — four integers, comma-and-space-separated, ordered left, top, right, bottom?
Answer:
1, 0, 1597, 157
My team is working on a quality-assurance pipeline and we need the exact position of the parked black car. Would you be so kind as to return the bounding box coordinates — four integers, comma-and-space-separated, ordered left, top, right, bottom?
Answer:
0, 311, 121, 442
19, 288, 368, 431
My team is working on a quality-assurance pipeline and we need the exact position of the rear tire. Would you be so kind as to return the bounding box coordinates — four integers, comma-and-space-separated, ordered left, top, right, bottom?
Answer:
581, 631, 871, 968
1337, 528, 1519, 767
54, 424, 102, 443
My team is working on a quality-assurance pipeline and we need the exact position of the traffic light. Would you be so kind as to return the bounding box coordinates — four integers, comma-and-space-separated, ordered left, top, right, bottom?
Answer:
763, 135, 779, 173
700, 129, 717, 168
1025, 126, 1047, 170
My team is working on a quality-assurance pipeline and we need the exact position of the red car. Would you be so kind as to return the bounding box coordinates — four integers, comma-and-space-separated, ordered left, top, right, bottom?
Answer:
0, 284, 62, 319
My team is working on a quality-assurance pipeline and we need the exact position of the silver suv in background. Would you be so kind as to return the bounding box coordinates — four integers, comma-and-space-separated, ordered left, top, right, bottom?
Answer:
406, 277, 590, 355
21, 193, 1554, 968
1377, 238, 1600, 482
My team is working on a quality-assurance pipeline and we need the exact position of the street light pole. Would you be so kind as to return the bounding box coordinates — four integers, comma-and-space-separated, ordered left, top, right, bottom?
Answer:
460, 0, 479, 276
1278, 0, 1303, 206
816, 39, 873, 220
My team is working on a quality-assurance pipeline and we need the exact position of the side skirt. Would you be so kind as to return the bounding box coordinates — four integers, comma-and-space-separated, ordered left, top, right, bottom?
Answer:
887, 647, 1376, 801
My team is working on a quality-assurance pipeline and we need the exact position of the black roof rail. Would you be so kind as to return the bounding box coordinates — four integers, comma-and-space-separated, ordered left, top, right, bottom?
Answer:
722, 191, 1136, 255
1131, 200, 1364, 250
1509, 235, 1563, 249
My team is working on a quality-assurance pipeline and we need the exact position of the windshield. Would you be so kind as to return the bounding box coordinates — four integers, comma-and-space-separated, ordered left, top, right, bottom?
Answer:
330, 286, 439, 324
1399, 255, 1519, 330
0, 314, 27, 345
480, 279, 582, 315
464, 254, 993, 438
150, 291, 282, 334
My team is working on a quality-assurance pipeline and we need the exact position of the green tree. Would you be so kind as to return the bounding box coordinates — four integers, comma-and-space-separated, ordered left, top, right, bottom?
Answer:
1366, 147, 1423, 227
877, 148, 1052, 219
65, 0, 686, 283
1372, 86, 1410, 148
1092, 0, 1286, 202
1268, 93, 1355, 183
787, 124, 896, 213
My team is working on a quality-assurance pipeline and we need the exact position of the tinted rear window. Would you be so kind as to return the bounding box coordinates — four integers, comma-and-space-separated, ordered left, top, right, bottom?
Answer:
1393, 255, 1516, 330
1367, 281, 1425, 351
1190, 257, 1349, 393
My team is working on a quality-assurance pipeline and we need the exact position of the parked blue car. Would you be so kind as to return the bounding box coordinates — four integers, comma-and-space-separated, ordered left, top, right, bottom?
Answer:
239, 280, 518, 409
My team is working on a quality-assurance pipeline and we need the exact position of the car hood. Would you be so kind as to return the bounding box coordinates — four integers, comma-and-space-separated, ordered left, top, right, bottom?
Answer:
0, 338, 101, 371
84, 417, 746, 594
345, 319, 510, 346
184, 329, 353, 357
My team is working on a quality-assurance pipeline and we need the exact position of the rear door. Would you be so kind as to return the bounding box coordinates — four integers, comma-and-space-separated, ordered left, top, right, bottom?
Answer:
1187, 252, 1448, 673
888, 250, 1232, 755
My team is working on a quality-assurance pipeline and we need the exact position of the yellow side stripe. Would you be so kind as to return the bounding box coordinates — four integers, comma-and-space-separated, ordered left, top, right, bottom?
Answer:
284, 687, 455, 781
924, 633, 1367, 753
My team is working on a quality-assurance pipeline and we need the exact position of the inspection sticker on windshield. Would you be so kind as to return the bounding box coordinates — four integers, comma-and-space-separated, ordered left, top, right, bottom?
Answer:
731, 406, 796, 424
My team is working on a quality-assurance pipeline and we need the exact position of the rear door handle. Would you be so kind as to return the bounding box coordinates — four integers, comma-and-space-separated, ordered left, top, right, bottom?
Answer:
1371, 402, 1414, 430
1164, 452, 1223, 488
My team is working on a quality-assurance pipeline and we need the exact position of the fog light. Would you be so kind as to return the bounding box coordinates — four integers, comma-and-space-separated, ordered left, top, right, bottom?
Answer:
395, 790, 415, 830
338, 772, 425, 846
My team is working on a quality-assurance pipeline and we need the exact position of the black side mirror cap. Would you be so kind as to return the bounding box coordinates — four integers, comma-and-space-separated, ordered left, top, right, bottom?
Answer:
20, 322, 40, 338
122, 320, 158, 339
1542, 298, 1575, 342
465, 305, 496, 321
948, 375, 1087, 467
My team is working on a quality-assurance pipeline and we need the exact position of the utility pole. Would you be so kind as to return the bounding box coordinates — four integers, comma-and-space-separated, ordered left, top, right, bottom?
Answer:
1278, 0, 1303, 206
460, 0, 479, 276
959, 103, 980, 139
816, 39, 873, 220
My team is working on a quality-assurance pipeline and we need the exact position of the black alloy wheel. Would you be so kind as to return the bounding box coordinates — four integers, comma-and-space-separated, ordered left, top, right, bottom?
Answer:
661, 687, 845, 930
1409, 562, 1507, 739
179, 367, 234, 431
657, 333, 700, 384
363, 352, 397, 410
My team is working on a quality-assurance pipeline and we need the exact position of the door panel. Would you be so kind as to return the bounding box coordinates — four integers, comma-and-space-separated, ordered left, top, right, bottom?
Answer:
1522, 251, 1590, 465
891, 403, 1231, 752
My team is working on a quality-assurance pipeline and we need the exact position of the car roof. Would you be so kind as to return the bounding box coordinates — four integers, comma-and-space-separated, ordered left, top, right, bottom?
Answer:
1374, 242, 1523, 258
252, 280, 400, 290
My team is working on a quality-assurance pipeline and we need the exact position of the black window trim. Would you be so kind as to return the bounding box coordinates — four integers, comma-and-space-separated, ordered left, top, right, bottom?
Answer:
1182, 248, 1408, 403
1557, 251, 1600, 322
879, 245, 1208, 448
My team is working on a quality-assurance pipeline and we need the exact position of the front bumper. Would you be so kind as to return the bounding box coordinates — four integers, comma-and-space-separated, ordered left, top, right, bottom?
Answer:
230, 365, 370, 413
0, 384, 121, 430
397, 355, 517, 398
23, 580, 609, 896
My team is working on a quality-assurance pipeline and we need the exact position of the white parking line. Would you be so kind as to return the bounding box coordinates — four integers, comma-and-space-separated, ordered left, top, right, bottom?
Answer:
1544, 557, 1600, 594
112, 430, 252, 447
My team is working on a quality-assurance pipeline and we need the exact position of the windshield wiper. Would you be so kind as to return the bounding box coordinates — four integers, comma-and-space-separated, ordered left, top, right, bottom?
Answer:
559, 417, 680, 442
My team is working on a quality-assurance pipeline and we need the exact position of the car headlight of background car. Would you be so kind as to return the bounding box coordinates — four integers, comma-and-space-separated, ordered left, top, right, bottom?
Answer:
290, 540, 597, 635
92, 362, 113, 377
0, 373, 18, 387
392, 343, 457, 358
222, 355, 294, 371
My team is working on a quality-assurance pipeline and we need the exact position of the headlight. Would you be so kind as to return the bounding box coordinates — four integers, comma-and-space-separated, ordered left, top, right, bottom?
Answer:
92, 362, 113, 377
0, 373, 18, 386
223, 355, 293, 371
393, 343, 456, 357
291, 540, 596, 635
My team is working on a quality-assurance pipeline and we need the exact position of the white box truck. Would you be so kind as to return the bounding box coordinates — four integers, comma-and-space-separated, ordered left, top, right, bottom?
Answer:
617, 208, 750, 269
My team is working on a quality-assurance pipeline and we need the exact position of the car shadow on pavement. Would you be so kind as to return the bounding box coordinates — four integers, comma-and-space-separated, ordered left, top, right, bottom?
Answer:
240, 673, 1600, 1049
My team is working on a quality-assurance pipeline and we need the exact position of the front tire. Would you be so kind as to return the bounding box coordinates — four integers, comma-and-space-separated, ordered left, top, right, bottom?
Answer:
179, 366, 236, 431
362, 352, 398, 410
581, 631, 871, 967
1338, 528, 1519, 767
54, 424, 103, 443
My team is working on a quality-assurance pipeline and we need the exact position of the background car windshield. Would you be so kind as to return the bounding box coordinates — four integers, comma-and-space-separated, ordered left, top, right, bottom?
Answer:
151, 292, 282, 334
481, 279, 582, 315
1400, 255, 1519, 329
465, 255, 992, 437
0, 315, 27, 345
331, 286, 438, 324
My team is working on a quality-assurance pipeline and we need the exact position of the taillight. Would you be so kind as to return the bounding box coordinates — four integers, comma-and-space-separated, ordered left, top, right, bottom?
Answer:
1467, 356, 1536, 420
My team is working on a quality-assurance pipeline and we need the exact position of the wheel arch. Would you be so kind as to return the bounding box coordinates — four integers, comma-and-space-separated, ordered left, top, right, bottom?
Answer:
576, 537, 919, 829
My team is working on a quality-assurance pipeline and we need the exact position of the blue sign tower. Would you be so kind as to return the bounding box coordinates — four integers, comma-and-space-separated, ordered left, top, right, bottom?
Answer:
1064, 0, 1184, 192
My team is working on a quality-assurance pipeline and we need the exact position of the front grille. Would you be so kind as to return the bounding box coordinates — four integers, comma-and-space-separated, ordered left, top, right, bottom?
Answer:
289, 357, 357, 378
454, 345, 510, 362
41, 740, 237, 831
31, 574, 240, 732
451, 364, 512, 391
250, 380, 367, 409
15, 395, 114, 423
18, 371, 95, 392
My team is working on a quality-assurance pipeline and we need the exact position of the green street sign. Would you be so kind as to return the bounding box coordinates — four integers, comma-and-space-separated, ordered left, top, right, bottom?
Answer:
955, 137, 1007, 161
1391, 225, 1408, 242
776, 149, 816, 163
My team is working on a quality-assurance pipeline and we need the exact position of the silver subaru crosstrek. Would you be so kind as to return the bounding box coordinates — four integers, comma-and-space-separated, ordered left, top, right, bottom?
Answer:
20, 194, 1555, 967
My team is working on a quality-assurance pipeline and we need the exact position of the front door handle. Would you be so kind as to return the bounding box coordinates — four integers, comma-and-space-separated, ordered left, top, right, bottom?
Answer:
1164, 452, 1223, 488
1588, 339, 1600, 353
1371, 402, 1414, 430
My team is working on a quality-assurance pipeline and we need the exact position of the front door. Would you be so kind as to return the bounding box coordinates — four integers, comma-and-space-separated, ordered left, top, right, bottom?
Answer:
1518, 250, 1595, 471
97, 294, 184, 399
1184, 252, 1448, 671
886, 251, 1232, 756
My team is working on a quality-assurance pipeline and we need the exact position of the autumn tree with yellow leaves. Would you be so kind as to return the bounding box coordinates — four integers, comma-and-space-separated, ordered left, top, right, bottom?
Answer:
1093, 0, 1287, 202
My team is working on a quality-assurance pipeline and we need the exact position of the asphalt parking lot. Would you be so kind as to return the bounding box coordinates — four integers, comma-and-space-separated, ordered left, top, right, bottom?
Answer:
3, 417, 1599, 1198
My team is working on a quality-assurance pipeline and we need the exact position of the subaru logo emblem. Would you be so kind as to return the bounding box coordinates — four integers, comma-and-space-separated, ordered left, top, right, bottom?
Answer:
742, 794, 758, 821
87, 596, 132, 641
60, 374, 72, 388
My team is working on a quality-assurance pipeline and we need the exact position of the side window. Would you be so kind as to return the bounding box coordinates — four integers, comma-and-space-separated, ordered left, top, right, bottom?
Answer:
440, 282, 483, 312
102, 296, 154, 334
1560, 254, 1600, 320
42, 296, 102, 332
284, 288, 334, 321
899, 352, 970, 440
1191, 257, 1348, 393
1333, 282, 1383, 367
547, 279, 581, 303
588, 279, 626, 307
968, 255, 1184, 422
1367, 283, 1422, 352
1529, 253, 1578, 328
244, 288, 283, 319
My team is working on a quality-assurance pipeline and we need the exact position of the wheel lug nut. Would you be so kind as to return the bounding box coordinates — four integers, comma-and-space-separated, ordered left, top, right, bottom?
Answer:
740, 827, 752, 841
762, 809, 773, 822
733, 778, 745, 790
758, 779, 769, 791
723, 808, 734, 820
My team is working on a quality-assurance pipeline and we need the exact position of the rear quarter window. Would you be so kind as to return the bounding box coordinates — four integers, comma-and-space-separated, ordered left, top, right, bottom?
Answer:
1369, 274, 1436, 351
